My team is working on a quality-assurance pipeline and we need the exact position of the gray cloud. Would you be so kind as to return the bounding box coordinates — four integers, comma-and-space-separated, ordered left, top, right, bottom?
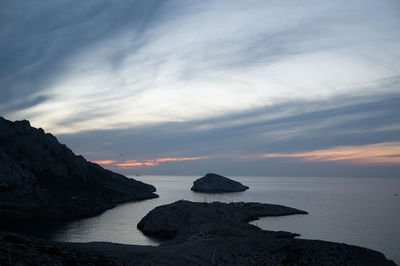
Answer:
57, 92, 400, 176
0, 0, 163, 107
1, 1, 400, 177
2, 0, 400, 124
0, 95, 49, 113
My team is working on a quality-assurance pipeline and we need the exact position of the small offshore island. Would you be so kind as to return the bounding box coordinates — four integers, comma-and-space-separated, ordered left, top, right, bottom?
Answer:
0, 118, 396, 265
191, 173, 249, 193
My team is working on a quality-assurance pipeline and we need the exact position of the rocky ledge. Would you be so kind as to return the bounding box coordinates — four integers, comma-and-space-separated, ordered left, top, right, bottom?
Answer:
0, 117, 158, 224
0, 232, 120, 265
136, 200, 396, 265
138, 200, 307, 240
191, 173, 249, 193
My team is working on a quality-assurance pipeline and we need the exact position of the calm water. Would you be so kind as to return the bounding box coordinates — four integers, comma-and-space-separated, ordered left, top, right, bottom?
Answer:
4, 175, 400, 263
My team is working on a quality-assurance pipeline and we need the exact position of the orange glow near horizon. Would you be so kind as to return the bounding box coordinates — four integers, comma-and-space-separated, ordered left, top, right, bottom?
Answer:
114, 160, 156, 167
156, 156, 211, 163
93, 142, 400, 169
93, 160, 116, 165
244, 142, 400, 166
97, 156, 211, 169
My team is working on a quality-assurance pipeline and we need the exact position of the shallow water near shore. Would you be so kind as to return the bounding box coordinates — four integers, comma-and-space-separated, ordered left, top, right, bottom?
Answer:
2, 175, 400, 263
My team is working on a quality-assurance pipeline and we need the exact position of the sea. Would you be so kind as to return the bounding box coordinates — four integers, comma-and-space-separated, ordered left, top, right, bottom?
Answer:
3, 175, 400, 264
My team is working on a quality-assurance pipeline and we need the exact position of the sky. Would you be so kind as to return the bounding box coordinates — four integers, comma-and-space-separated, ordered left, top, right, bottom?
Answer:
1, 0, 400, 177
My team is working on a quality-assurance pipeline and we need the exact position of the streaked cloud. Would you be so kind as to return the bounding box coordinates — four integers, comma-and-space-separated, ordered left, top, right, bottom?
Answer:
93, 160, 116, 165
155, 157, 212, 163
91, 141, 400, 177
1, 1, 399, 177
53, 93, 400, 176
243, 142, 400, 166
2, 1, 400, 134
116, 160, 157, 168
94, 156, 211, 169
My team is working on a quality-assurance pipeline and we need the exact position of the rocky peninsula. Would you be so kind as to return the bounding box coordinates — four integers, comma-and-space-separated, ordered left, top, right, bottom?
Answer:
138, 200, 307, 240
0, 117, 158, 224
0, 200, 395, 265
191, 173, 249, 193
137, 200, 395, 265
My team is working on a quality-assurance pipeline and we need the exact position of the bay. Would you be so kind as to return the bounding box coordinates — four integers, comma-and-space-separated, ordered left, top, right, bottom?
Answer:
3, 175, 400, 263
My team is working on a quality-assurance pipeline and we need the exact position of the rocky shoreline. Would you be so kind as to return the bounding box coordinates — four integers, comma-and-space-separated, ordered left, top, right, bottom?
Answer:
1, 200, 396, 265
137, 200, 396, 265
0, 118, 396, 265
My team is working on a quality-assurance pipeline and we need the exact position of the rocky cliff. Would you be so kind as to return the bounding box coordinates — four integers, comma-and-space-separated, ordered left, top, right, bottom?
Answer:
0, 117, 157, 224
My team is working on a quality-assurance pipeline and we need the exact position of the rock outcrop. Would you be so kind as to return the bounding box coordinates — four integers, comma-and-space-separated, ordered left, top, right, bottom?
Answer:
136, 200, 396, 265
138, 200, 306, 240
191, 173, 249, 193
0, 117, 158, 224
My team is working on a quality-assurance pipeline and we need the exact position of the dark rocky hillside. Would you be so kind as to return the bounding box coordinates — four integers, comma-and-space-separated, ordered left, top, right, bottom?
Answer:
0, 117, 157, 224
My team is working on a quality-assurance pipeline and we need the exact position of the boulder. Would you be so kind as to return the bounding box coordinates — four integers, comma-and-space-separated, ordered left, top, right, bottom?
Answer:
191, 173, 249, 193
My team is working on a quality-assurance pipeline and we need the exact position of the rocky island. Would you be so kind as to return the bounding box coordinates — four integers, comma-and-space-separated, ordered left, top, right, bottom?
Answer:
0, 117, 158, 224
191, 173, 249, 193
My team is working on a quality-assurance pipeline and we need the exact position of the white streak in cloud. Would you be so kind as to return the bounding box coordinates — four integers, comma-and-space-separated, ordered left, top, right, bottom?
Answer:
4, 0, 400, 133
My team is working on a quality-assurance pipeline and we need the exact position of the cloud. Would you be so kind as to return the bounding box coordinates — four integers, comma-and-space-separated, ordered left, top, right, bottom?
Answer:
92, 160, 116, 165
243, 142, 400, 166
1, 1, 400, 134
91, 141, 400, 177
0, 95, 49, 113
94, 156, 211, 169
58, 93, 400, 164
0, 0, 163, 114
1, 1, 400, 177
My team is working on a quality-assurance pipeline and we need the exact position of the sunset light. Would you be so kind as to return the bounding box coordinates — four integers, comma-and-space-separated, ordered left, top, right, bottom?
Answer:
97, 156, 212, 169
1, 1, 400, 264
93, 160, 116, 165
246, 142, 400, 166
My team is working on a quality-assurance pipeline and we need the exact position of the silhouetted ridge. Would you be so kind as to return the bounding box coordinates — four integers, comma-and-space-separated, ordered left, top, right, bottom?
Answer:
0, 117, 158, 224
